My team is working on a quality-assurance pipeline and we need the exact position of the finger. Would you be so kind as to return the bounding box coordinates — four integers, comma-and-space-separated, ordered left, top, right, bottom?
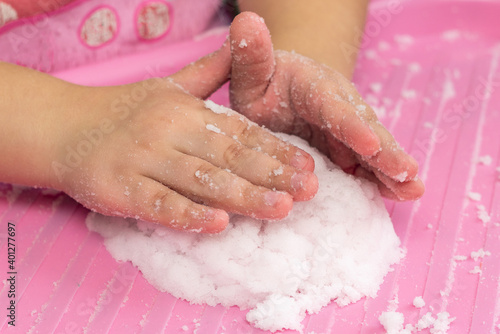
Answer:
353, 165, 401, 200
145, 151, 294, 219
287, 63, 381, 157
179, 126, 318, 201
128, 176, 229, 233
368, 167, 425, 201
170, 39, 231, 100
203, 101, 315, 172
361, 121, 419, 182
229, 11, 275, 107
325, 132, 358, 173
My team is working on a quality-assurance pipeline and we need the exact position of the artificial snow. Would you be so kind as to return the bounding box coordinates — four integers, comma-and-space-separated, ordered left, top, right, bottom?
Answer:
476, 205, 491, 224
471, 248, 491, 261
477, 155, 492, 166
379, 311, 405, 334
86, 109, 403, 332
467, 192, 481, 201
413, 296, 425, 308
238, 39, 248, 48
206, 124, 221, 134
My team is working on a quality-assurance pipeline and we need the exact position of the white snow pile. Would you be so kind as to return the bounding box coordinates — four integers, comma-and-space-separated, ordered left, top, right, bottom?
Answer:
86, 103, 403, 332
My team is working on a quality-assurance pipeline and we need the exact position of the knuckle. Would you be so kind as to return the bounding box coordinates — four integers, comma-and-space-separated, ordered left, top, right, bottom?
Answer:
178, 201, 201, 221
149, 188, 175, 215
235, 120, 256, 141
223, 142, 251, 171
193, 163, 223, 187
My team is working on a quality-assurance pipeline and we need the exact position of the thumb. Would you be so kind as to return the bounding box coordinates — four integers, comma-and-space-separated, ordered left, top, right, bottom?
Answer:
229, 12, 275, 106
170, 39, 231, 100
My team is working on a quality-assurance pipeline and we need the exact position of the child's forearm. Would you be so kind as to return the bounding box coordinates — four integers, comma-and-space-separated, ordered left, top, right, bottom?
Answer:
0, 62, 82, 188
238, 0, 368, 79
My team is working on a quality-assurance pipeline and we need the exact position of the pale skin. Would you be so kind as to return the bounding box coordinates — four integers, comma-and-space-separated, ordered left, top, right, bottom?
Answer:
0, 7, 424, 233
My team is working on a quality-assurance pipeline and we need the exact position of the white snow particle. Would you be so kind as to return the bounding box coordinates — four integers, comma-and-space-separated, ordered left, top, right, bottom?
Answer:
401, 90, 416, 99
476, 205, 491, 224
206, 124, 221, 134
272, 166, 284, 176
477, 155, 492, 166
394, 172, 408, 182
370, 83, 382, 93
469, 266, 482, 274
238, 39, 247, 48
471, 248, 491, 261
467, 192, 481, 201
379, 311, 405, 334
413, 296, 425, 308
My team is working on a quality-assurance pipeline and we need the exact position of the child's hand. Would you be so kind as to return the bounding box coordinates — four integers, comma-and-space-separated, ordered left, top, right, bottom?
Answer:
228, 12, 424, 201
51, 51, 318, 233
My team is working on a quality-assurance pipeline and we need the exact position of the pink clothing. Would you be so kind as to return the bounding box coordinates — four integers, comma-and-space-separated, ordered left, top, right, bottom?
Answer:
0, 0, 225, 72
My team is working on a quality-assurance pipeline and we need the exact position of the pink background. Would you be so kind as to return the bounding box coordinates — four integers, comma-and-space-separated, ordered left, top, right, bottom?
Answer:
1, 0, 500, 333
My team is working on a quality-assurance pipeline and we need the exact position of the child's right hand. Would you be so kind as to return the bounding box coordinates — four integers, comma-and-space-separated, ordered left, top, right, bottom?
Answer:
48, 51, 318, 233
226, 12, 425, 201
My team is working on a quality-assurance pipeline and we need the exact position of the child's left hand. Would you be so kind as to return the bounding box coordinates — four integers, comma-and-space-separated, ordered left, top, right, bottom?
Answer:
226, 12, 424, 201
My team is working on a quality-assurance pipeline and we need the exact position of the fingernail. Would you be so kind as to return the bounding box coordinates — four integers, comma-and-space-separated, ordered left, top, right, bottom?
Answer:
291, 172, 308, 191
264, 191, 286, 207
204, 209, 217, 221
202, 209, 229, 233
291, 152, 308, 169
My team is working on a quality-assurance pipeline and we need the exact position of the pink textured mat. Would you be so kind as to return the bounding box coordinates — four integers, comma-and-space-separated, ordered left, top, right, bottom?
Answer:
1, 1, 500, 333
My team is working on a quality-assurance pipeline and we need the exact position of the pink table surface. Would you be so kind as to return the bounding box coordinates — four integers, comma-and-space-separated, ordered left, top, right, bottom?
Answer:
1, 1, 500, 333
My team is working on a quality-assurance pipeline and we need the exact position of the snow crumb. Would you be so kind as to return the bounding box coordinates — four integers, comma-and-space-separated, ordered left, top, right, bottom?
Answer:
394, 35, 414, 47
453, 255, 467, 261
383, 308, 455, 333
370, 83, 383, 93
413, 296, 425, 308
409, 63, 421, 73
417, 312, 435, 330
471, 248, 491, 261
378, 41, 391, 51
373, 105, 387, 119
272, 166, 284, 176
394, 172, 408, 182
356, 104, 367, 112
206, 124, 221, 134
427, 224, 433, 229
441, 30, 461, 42
365, 49, 377, 59
238, 39, 248, 48
469, 266, 482, 274
476, 205, 491, 224
86, 127, 403, 332
467, 192, 481, 201
477, 155, 492, 166
181, 325, 189, 331
391, 58, 402, 66
204, 100, 236, 116
431, 312, 455, 334
379, 311, 404, 334
401, 90, 416, 99
423, 122, 434, 128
